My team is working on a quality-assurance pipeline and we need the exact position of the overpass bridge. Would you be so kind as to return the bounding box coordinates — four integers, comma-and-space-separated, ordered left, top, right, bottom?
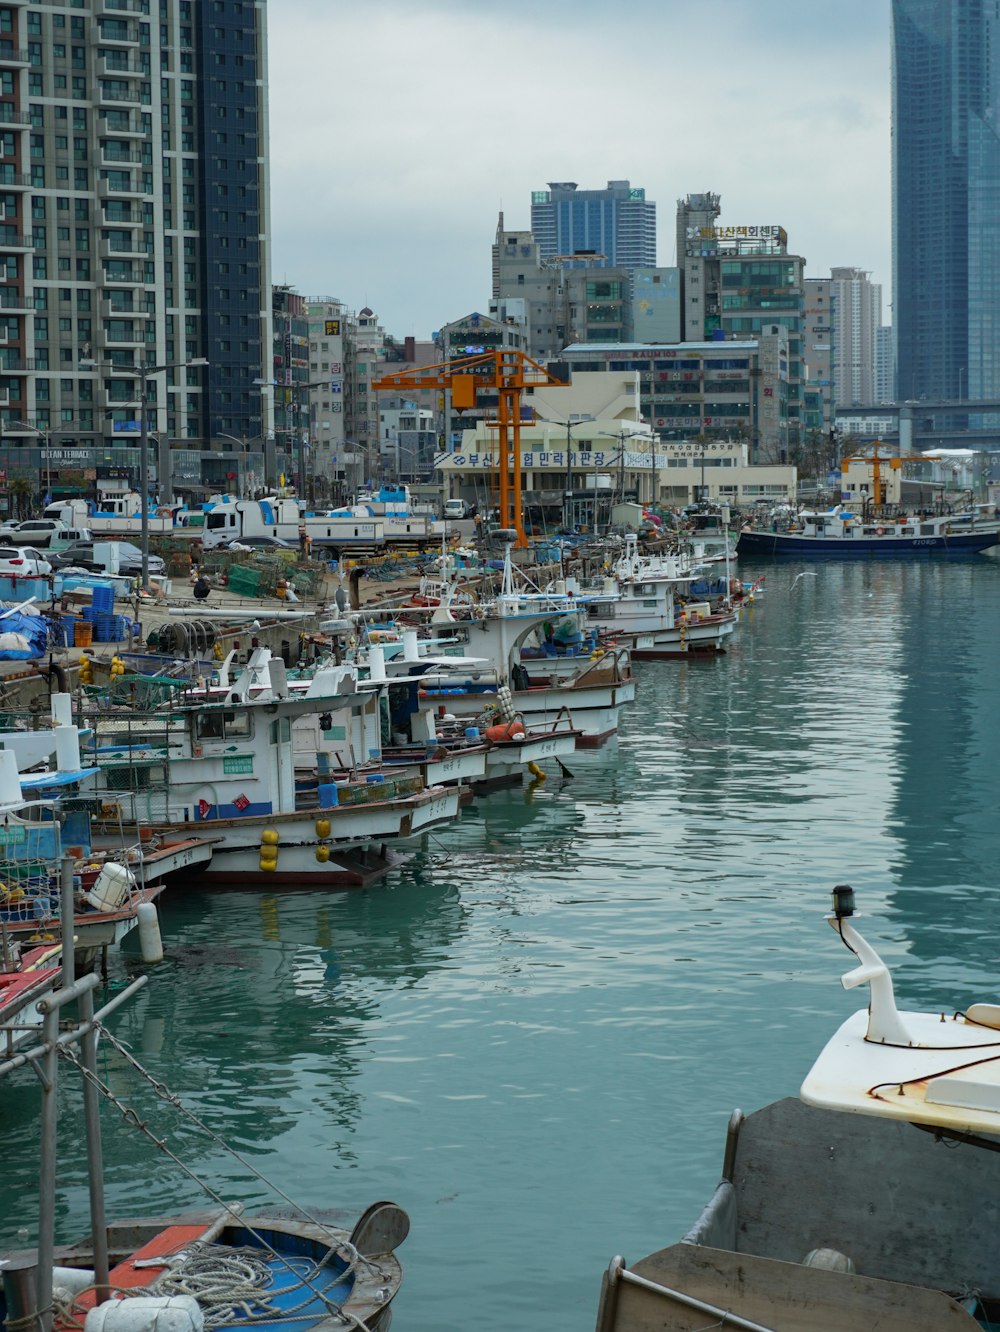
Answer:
834, 400, 1000, 450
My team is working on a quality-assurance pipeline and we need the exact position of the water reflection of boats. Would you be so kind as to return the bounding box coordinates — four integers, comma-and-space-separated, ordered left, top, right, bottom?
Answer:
596, 889, 1000, 1331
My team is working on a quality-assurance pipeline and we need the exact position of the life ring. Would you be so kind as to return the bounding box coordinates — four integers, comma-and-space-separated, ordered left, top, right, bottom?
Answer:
875, 526, 886, 536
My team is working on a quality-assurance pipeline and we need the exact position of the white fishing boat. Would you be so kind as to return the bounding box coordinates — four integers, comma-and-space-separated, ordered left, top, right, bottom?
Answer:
596, 888, 1000, 1331
87, 648, 461, 887
0, 696, 176, 969
574, 535, 737, 659
409, 550, 635, 746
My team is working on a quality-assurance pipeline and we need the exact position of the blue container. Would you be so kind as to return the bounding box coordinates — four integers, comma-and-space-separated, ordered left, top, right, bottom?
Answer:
91, 584, 115, 612
365, 774, 386, 784
317, 782, 339, 807
465, 726, 480, 739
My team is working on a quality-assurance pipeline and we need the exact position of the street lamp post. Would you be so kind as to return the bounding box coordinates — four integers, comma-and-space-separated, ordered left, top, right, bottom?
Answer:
83, 355, 208, 589
533, 412, 595, 531
253, 376, 329, 506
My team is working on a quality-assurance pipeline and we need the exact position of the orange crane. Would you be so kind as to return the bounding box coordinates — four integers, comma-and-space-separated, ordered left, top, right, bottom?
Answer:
372, 349, 569, 548
841, 441, 940, 508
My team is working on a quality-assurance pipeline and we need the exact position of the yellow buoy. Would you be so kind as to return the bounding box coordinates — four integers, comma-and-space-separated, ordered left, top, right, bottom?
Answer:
315, 845, 330, 863
261, 828, 279, 847
527, 761, 547, 780
315, 818, 331, 839
258, 856, 278, 873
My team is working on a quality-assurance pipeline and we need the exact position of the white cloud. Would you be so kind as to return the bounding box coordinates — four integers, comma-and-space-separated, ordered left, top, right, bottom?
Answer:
267, 1, 891, 333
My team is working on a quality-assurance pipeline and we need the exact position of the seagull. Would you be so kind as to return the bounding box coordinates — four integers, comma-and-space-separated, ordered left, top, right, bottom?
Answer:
790, 572, 818, 589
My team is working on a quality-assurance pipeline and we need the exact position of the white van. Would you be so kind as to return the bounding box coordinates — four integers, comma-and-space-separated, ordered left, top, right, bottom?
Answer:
443, 498, 468, 519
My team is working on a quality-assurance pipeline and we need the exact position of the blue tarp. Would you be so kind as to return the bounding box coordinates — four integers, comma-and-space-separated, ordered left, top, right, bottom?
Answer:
0, 609, 49, 659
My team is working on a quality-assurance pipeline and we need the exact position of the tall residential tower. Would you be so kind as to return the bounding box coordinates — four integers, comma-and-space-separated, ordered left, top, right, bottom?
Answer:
0, 0, 272, 506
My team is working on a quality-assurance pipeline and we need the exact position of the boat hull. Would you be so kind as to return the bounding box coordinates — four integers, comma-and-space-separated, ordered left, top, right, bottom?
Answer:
738, 528, 1000, 558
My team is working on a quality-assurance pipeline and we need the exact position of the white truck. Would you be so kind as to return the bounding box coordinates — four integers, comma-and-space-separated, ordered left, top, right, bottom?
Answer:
199, 496, 387, 552
0, 517, 87, 548
43, 494, 180, 537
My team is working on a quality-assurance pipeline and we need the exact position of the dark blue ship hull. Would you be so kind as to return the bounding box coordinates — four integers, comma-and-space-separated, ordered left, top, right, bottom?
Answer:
737, 529, 1000, 558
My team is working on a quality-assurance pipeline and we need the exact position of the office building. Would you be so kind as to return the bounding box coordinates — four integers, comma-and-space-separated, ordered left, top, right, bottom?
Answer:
492, 216, 679, 358
0, 0, 271, 510
893, 0, 1000, 402
530, 180, 656, 271
676, 193, 806, 453
562, 331, 792, 462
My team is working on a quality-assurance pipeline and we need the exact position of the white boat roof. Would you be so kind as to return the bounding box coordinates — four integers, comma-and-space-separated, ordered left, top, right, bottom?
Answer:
801, 909, 1000, 1134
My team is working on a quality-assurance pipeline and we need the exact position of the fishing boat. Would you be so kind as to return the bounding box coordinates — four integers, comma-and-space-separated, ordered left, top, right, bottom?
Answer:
0, 697, 181, 969
595, 889, 1000, 1331
86, 647, 461, 887
576, 535, 738, 659
1, 1204, 408, 1332
409, 549, 635, 746
0, 935, 61, 1058
0, 965, 410, 1332
738, 504, 1000, 558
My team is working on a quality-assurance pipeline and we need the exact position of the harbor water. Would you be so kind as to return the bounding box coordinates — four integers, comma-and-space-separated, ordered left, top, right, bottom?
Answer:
3, 557, 1000, 1330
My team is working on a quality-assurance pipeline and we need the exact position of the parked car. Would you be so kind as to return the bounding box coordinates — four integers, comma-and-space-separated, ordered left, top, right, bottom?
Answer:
0, 546, 53, 577
50, 540, 165, 577
216, 535, 296, 551
0, 518, 68, 547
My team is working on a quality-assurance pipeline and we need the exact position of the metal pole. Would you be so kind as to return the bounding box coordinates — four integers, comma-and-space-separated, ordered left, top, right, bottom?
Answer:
79, 984, 110, 1302
60, 853, 75, 992
139, 368, 150, 591
36, 998, 61, 1332
296, 385, 306, 502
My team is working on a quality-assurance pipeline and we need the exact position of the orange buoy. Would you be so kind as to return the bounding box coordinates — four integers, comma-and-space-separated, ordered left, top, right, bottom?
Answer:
485, 721, 527, 742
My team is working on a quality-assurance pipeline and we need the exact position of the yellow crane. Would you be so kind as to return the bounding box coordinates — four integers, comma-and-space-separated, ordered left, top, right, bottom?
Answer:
373, 349, 569, 548
841, 442, 940, 508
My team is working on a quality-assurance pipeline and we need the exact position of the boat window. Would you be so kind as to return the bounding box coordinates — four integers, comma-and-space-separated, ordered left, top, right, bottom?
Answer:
104, 762, 167, 792
920, 524, 936, 535
195, 710, 252, 741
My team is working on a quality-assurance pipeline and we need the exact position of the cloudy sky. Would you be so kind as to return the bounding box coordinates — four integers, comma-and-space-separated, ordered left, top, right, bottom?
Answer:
267, 1, 891, 338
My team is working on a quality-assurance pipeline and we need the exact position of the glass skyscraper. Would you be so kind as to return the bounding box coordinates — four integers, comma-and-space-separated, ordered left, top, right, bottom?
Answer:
530, 180, 655, 271
893, 0, 1000, 404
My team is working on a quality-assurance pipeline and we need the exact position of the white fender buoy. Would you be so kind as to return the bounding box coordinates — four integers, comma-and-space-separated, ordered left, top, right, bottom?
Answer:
84, 1296, 204, 1332
137, 901, 163, 964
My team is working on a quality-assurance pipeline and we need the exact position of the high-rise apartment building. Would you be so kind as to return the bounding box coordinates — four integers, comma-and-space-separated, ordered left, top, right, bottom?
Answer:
830, 267, 881, 409
893, 0, 1000, 403
530, 181, 655, 271
0, 0, 271, 508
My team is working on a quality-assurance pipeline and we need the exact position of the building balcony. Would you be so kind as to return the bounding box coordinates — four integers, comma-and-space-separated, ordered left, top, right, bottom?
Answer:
100, 116, 146, 138
0, 47, 30, 67
101, 266, 143, 286
0, 111, 31, 127
0, 288, 31, 312
0, 358, 39, 373
100, 145, 144, 166
96, 0, 150, 14
92, 23, 141, 46
0, 174, 33, 190
99, 53, 146, 76
97, 85, 142, 107
100, 237, 148, 261
98, 334, 147, 355
100, 299, 150, 320
98, 175, 147, 200
0, 233, 34, 251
